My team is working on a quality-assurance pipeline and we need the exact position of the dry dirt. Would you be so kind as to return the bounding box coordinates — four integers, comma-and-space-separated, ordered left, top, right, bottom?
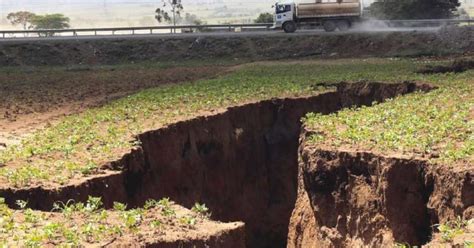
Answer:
1, 81, 436, 247
288, 146, 473, 247
0, 65, 229, 147
0, 27, 472, 67
418, 59, 474, 74
3, 202, 245, 247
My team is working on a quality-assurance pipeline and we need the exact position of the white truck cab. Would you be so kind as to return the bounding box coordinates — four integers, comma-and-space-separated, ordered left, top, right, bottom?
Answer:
273, 0, 362, 33
274, 2, 296, 31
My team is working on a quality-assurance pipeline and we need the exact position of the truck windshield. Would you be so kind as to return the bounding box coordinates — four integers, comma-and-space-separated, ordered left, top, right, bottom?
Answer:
276, 4, 291, 14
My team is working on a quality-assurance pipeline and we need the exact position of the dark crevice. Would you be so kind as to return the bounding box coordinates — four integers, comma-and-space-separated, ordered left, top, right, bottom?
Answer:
0, 81, 436, 248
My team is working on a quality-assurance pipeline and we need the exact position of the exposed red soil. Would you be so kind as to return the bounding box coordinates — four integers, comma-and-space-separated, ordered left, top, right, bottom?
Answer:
0, 81, 432, 248
288, 141, 473, 247
0, 65, 229, 147
3, 203, 245, 247
426, 221, 474, 247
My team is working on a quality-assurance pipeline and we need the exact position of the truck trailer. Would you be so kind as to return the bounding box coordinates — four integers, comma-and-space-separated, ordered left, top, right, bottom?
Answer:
274, 0, 362, 32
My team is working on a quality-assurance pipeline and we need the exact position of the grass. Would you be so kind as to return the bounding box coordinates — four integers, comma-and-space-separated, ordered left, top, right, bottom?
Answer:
0, 196, 210, 247
0, 58, 471, 187
304, 66, 473, 164
436, 217, 471, 243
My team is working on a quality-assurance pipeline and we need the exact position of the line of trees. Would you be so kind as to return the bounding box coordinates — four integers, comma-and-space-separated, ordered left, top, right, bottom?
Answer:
369, 0, 461, 19
6, 11, 70, 36
252, 0, 463, 24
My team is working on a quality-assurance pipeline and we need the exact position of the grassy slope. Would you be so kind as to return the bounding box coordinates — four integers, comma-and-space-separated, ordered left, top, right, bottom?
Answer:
304, 64, 473, 165
0, 58, 472, 187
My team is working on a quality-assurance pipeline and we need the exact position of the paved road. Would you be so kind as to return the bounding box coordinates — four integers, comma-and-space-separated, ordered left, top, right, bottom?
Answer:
0, 27, 441, 43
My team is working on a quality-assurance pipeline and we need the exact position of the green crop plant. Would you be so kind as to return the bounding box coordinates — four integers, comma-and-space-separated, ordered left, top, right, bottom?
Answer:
0, 58, 472, 187
192, 203, 210, 218
113, 202, 127, 211
179, 216, 197, 226
1, 196, 202, 246
144, 199, 159, 210
304, 71, 473, 164
436, 217, 470, 243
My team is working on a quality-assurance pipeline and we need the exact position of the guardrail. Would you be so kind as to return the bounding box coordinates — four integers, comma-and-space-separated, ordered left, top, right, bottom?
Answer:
0, 23, 274, 39
0, 19, 472, 39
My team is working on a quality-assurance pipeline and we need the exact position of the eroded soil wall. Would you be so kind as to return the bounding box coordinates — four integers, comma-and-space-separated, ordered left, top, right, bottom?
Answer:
291, 148, 474, 247
0, 27, 472, 66
0, 82, 432, 248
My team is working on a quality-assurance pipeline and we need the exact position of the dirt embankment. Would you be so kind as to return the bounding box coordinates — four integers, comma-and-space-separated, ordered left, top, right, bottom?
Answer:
288, 135, 473, 247
0, 27, 472, 67
0, 81, 432, 248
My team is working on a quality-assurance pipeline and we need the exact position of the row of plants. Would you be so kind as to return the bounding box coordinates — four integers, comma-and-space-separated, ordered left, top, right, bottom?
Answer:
0, 59, 468, 187
304, 70, 473, 164
0, 196, 210, 247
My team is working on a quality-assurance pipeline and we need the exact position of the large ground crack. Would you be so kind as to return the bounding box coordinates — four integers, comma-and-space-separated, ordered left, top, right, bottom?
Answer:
0, 81, 433, 248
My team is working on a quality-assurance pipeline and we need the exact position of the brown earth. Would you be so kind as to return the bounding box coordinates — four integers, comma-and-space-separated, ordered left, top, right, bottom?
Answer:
418, 59, 474, 74
0, 65, 229, 147
3, 202, 246, 247
288, 136, 474, 247
426, 220, 474, 247
0, 81, 433, 248
0, 27, 472, 67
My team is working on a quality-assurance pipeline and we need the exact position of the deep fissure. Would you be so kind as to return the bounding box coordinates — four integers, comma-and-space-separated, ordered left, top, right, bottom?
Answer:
1, 81, 439, 247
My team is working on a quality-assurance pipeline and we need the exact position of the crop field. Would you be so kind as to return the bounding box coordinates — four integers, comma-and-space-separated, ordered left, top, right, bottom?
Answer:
0, 58, 445, 188
0, 57, 473, 247
304, 70, 473, 164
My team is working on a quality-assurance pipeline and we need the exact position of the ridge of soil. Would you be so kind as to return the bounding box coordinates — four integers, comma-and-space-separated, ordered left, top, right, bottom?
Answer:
418, 59, 474, 74
0, 27, 472, 67
0, 81, 433, 248
288, 137, 474, 247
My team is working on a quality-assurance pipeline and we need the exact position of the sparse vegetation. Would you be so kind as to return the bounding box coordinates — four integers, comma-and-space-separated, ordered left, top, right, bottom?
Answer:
369, 0, 461, 19
0, 196, 212, 246
254, 12, 273, 24
436, 217, 471, 243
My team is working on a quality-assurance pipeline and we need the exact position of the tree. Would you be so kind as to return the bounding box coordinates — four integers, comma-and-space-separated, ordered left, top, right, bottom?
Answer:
155, 0, 183, 33
369, 0, 461, 20
30, 14, 70, 37
254, 13, 274, 24
182, 13, 209, 32
6, 11, 36, 30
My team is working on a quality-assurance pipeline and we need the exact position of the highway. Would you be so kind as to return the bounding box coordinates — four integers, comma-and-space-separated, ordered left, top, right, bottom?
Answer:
0, 27, 442, 43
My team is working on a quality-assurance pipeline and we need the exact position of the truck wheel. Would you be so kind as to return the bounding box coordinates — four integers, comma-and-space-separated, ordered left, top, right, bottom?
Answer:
323, 21, 337, 32
337, 20, 351, 31
283, 21, 297, 33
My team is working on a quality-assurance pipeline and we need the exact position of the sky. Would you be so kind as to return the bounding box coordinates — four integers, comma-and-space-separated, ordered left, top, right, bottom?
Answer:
0, 0, 471, 29
0, 0, 277, 28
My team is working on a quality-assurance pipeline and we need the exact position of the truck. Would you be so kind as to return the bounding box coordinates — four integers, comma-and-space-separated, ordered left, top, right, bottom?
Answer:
274, 0, 363, 33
